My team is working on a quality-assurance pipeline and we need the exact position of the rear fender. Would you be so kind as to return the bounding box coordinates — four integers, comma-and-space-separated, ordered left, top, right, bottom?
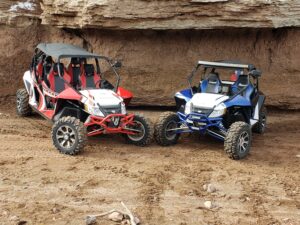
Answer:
253, 94, 265, 120
23, 70, 33, 94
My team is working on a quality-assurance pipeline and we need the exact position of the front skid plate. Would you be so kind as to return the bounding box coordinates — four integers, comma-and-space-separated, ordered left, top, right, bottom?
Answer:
84, 113, 137, 136
175, 112, 226, 140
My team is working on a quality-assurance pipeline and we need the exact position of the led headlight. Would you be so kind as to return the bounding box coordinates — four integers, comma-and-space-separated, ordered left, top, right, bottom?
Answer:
209, 103, 226, 118
90, 106, 105, 117
121, 103, 126, 114
184, 101, 192, 115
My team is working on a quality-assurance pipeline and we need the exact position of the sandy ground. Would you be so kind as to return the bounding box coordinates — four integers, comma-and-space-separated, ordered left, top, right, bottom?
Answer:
0, 104, 299, 225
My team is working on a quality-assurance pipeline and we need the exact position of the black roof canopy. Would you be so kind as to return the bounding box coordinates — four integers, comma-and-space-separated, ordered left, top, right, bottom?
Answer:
36, 43, 100, 60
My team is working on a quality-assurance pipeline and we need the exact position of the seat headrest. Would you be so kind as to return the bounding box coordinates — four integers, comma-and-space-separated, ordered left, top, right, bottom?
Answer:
207, 73, 220, 82
71, 57, 81, 65
84, 64, 95, 77
237, 75, 248, 86
53, 63, 65, 76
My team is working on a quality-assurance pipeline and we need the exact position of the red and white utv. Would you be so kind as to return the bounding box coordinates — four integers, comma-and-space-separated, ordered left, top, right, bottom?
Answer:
16, 43, 152, 155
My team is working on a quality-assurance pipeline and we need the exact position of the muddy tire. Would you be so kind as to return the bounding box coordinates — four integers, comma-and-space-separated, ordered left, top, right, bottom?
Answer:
224, 121, 252, 160
123, 114, 152, 146
16, 88, 32, 116
252, 106, 267, 134
154, 111, 180, 146
52, 116, 87, 155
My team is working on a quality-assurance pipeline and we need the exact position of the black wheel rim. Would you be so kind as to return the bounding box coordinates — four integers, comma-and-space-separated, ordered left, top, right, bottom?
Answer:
238, 131, 249, 154
56, 125, 76, 149
165, 120, 178, 141
127, 121, 145, 141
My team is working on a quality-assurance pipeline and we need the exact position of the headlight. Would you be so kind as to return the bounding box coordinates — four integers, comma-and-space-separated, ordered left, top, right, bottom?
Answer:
90, 106, 105, 117
121, 103, 126, 114
209, 103, 226, 118
185, 101, 192, 114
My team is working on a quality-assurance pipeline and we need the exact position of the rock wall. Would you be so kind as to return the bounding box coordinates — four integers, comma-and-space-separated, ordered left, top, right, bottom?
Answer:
41, 0, 300, 29
0, 25, 299, 109
0, 0, 299, 109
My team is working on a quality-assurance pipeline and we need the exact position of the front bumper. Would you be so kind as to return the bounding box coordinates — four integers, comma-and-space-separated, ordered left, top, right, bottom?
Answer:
177, 112, 227, 140
84, 113, 137, 136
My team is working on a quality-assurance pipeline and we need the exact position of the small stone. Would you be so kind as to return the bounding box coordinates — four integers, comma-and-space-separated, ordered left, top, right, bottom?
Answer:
108, 211, 124, 222
10, 215, 19, 221
85, 215, 97, 225
207, 184, 216, 193
17, 221, 27, 225
52, 207, 59, 213
296, 155, 300, 158
203, 184, 207, 191
204, 201, 214, 209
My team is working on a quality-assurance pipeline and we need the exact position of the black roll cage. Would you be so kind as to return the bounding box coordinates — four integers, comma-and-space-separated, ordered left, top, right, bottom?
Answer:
187, 60, 261, 96
31, 49, 121, 93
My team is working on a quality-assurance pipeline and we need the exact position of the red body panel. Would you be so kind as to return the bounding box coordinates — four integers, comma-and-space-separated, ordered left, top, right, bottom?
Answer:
85, 113, 136, 136
117, 87, 133, 106
57, 87, 82, 101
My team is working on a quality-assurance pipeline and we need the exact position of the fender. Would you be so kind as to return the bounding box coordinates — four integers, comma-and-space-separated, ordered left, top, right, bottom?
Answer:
117, 87, 133, 106
174, 88, 193, 110
253, 94, 265, 120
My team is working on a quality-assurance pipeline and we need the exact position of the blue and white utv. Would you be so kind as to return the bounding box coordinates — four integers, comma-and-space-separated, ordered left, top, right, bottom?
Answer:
154, 60, 266, 160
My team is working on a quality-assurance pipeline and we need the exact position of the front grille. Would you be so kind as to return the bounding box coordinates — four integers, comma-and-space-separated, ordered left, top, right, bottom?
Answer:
192, 107, 212, 115
102, 104, 121, 114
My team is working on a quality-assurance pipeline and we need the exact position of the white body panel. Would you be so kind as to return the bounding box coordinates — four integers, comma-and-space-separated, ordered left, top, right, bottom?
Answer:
23, 70, 38, 107
80, 89, 125, 117
189, 93, 229, 109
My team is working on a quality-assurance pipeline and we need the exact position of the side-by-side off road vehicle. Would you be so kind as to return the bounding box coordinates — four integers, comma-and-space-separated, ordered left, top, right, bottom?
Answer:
17, 43, 152, 155
154, 60, 266, 160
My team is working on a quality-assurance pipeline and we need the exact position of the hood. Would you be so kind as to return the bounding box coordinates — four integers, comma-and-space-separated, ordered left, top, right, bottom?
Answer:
190, 93, 229, 108
80, 89, 123, 107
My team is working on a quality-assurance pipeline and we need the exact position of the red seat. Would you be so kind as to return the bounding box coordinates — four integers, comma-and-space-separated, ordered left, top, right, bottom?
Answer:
47, 63, 72, 93
80, 64, 100, 89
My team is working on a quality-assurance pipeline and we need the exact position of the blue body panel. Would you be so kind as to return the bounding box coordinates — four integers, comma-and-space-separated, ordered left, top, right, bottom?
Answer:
176, 112, 226, 141
174, 79, 256, 141
175, 88, 193, 102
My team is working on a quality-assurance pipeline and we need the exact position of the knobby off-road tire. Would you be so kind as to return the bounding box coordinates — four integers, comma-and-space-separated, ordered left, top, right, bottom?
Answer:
224, 121, 252, 160
123, 114, 152, 146
16, 88, 32, 116
154, 111, 180, 146
252, 105, 267, 134
52, 116, 87, 155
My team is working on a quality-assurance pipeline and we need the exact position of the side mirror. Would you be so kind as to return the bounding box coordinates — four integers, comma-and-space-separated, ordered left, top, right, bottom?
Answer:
113, 61, 122, 69
249, 69, 261, 77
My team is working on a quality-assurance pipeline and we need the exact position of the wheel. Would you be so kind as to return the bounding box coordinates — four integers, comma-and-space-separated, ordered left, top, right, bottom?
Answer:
123, 114, 152, 146
224, 121, 252, 160
252, 106, 267, 134
51, 116, 87, 155
16, 88, 32, 116
154, 111, 180, 146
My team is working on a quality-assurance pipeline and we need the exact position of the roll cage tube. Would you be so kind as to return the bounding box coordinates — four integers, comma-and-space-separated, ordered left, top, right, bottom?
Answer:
57, 55, 121, 93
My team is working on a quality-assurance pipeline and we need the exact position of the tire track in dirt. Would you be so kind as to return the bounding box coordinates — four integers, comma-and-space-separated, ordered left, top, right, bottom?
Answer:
137, 168, 171, 224
241, 177, 280, 224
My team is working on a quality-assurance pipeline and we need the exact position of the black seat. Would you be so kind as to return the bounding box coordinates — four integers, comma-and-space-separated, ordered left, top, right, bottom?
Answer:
81, 64, 100, 88
201, 73, 222, 94
69, 58, 82, 88
43, 56, 53, 86
48, 63, 71, 93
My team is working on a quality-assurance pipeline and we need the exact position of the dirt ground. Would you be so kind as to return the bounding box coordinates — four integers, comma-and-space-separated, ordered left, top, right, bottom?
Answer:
0, 101, 299, 225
